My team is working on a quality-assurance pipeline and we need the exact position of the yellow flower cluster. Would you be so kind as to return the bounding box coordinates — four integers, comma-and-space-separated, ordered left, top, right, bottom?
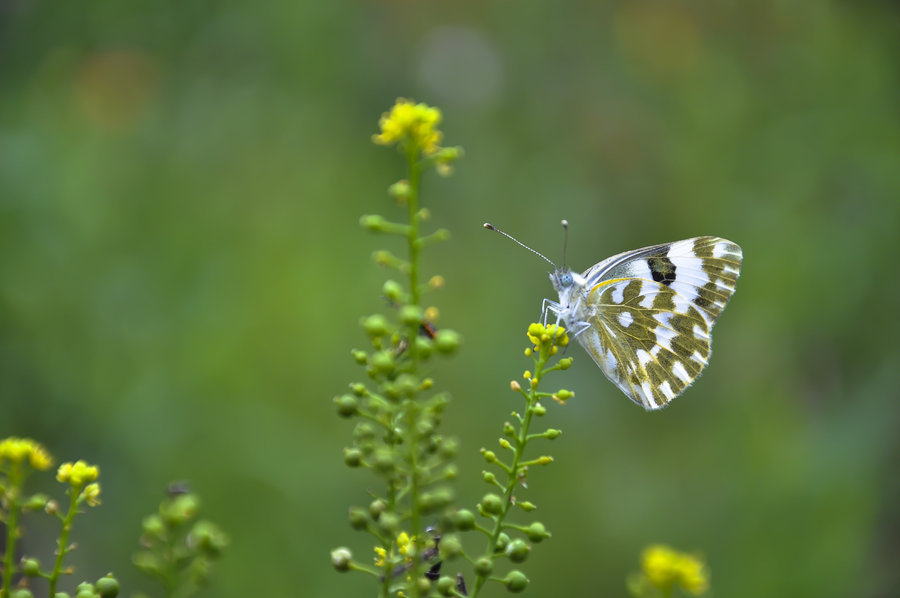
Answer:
0, 437, 54, 470
374, 532, 417, 568
641, 544, 709, 595
372, 99, 443, 156
526, 322, 569, 355
57, 460, 100, 487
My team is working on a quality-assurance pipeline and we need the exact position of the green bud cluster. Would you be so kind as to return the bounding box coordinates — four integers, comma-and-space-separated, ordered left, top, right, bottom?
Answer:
333, 100, 465, 597
336, 102, 571, 597
462, 323, 570, 596
134, 490, 228, 596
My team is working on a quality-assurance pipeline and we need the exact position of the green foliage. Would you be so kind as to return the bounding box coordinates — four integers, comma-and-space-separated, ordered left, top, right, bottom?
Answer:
334, 101, 579, 597
0, 438, 225, 598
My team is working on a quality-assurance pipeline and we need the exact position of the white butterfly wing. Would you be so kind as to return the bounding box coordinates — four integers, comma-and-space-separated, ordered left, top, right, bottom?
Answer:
573, 237, 742, 409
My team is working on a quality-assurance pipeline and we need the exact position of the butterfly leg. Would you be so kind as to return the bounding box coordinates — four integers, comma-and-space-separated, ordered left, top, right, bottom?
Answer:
541, 298, 561, 326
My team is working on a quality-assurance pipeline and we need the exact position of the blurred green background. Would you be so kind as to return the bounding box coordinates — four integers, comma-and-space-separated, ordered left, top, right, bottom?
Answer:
2, 1, 899, 596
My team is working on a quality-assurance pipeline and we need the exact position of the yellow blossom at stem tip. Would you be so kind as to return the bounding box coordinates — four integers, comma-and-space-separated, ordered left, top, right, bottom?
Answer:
57, 460, 100, 487
372, 98, 444, 156
0, 437, 54, 470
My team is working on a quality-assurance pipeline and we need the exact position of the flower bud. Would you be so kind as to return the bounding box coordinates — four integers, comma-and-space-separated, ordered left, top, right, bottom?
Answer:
495, 532, 510, 552
452, 509, 475, 530
343, 447, 362, 468
504, 570, 529, 592
481, 493, 503, 515
400, 305, 424, 326
434, 329, 460, 354
438, 534, 462, 560
506, 539, 530, 563
331, 547, 353, 572
382, 280, 405, 302
436, 576, 456, 596
388, 180, 411, 201
526, 522, 551, 542
348, 506, 368, 530
474, 557, 493, 576
334, 394, 359, 418
95, 574, 120, 598
369, 351, 395, 375
362, 314, 390, 337
359, 214, 387, 231
22, 557, 41, 577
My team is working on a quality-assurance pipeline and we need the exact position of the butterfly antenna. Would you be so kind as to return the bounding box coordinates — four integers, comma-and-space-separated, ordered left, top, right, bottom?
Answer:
483, 223, 557, 268
561, 219, 569, 270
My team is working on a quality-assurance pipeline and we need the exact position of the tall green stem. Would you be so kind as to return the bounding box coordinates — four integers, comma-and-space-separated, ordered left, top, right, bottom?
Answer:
405, 142, 424, 598
1, 467, 23, 597
48, 485, 80, 596
472, 355, 549, 597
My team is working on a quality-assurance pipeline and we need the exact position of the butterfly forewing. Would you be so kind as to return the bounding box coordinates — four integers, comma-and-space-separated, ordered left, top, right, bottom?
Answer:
573, 236, 742, 409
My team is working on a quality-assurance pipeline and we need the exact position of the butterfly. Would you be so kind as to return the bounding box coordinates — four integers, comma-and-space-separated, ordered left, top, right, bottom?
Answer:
485, 222, 742, 410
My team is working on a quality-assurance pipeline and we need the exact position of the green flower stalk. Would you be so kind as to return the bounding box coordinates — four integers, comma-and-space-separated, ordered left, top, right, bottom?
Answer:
467, 323, 572, 597
0, 438, 54, 597
333, 98, 462, 598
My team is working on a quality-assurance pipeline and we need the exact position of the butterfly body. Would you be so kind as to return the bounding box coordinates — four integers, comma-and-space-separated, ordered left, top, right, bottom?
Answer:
545, 236, 742, 410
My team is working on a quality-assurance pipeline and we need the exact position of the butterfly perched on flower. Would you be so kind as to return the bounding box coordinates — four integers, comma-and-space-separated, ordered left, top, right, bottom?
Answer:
485, 223, 742, 410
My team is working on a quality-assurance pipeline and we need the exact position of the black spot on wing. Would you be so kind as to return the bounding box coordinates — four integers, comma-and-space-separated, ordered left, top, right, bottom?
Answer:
647, 257, 677, 286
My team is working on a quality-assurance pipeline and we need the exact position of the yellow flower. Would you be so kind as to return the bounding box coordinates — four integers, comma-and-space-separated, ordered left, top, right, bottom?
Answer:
526, 323, 569, 351
373, 546, 387, 568
57, 460, 100, 487
0, 437, 54, 471
372, 98, 443, 156
641, 544, 709, 596
82, 482, 102, 507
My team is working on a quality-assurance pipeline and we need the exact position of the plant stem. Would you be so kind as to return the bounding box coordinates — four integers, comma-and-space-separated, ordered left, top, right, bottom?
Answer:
471, 354, 550, 597
405, 142, 424, 598
48, 485, 80, 596
1, 467, 23, 597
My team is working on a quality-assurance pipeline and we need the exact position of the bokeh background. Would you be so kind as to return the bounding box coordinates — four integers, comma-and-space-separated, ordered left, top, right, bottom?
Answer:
2, 1, 899, 596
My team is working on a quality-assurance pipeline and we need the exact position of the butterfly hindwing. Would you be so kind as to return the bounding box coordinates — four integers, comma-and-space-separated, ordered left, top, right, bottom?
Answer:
573, 237, 742, 409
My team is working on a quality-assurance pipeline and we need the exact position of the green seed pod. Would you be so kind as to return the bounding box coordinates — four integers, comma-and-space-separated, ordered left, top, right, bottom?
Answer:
415, 336, 434, 358
504, 570, 529, 593
434, 329, 461, 354
10, 590, 35, 598
141, 514, 164, 538
526, 522, 550, 542
372, 447, 395, 473
353, 422, 376, 442
343, 447, 362, 468
436, 576, 456, 596
416, 577, 431, 594
362, 314, 390, 337
331, 547, 353, 572
348, 506, 368, 530
382, 280, 405, 302
438, 534, 462, 560
23, 493, 50, 511
395, 374, 419, 397
474, 557, 493, 577
496, 532, 511, 552
334, 394, 359, 418
366, 500, 385, 520
532, 403, 547, 417
558, 357, 574, 370
400, 305, 424, 326
351, 349, 368, 365
453, 509, 475, 530
506, 539, 530, 563
481, 493, 503, 515
438, 437, 459, 459
369, 350, 395, 374
418, 487, 454, 513
22, 558, 41, 577
95, 575, 120, 598
350, 382, 368, 396
378, 512, 400, 535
